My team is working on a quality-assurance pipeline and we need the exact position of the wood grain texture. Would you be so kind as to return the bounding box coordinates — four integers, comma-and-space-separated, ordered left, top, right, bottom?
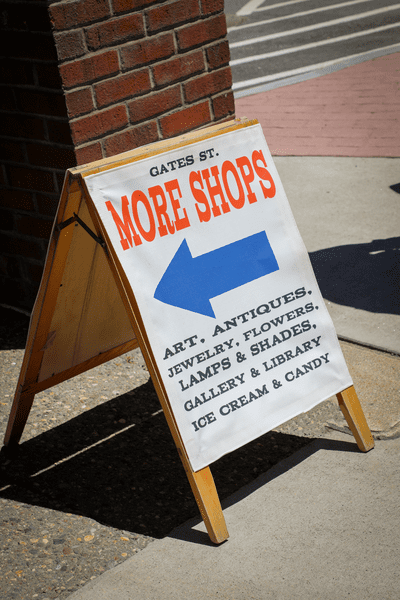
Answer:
337, 386, 375, 452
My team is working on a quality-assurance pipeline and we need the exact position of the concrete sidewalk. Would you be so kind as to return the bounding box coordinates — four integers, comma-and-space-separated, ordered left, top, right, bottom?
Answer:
235, 52, 400, 158
274, 156, 400, 354
64, 55, 400, 600
236, 52, 400, 354
68, 435, 400, 600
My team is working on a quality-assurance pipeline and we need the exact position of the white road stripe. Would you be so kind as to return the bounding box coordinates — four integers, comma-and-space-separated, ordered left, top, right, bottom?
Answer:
233, 43, 400, 97
229, 0, 376, 32
25, 409, 164, 480
229, 4, 400, 48
231, 43, 400, 90
237, 0, 309, 17
230, 22, 400, 65
256, 0, 373, 12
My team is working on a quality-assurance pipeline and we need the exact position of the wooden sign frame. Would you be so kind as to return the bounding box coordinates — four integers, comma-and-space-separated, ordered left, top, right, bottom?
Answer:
3, 119, 374, 544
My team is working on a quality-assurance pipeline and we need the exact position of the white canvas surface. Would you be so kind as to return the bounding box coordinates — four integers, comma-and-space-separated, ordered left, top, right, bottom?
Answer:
85, 124, 352, 472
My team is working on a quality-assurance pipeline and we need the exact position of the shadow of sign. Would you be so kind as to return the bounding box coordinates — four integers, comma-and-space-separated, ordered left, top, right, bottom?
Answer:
0, 380, 311, 539
0, 307, 30, 351
309, 237, 400, 315
169, 437, 358, 546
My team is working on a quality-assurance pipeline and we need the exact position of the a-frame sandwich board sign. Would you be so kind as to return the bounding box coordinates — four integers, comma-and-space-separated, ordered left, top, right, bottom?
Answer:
3, 118, 374, 544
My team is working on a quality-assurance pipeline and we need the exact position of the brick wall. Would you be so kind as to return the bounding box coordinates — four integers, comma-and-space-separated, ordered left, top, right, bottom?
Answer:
0, 0, 76, 310
0, 0, 234, 311
51, 0, 234, 164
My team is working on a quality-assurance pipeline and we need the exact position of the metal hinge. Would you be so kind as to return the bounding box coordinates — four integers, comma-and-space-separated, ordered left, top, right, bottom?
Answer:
56, 213, 109, 257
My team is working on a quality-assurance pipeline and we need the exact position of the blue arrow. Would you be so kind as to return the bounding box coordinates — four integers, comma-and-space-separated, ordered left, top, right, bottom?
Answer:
154, 231, 279, 318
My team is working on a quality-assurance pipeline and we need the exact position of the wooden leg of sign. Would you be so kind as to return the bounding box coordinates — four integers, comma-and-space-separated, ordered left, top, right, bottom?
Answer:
185, 465, 229, 544
3, 176, 84, 449
3, 389, 36, 448
336, 386, 374, 452
87, 205, 229, 545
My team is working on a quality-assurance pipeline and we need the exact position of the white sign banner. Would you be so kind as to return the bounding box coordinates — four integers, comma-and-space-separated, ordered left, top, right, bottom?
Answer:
86, 124, 352, 472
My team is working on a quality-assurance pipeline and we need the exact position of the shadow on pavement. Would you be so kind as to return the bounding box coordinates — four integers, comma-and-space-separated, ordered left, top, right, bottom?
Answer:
0, 379, 313, 539
0, 306, 314, 540
0, 306, 30, 350
169, 437, 360, 546
309, 236, 400, 315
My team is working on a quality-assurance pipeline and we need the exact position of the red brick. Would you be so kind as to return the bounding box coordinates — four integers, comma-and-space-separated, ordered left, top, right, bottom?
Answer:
54, 30, 86, 61
152, 50, 205, 87
3, 31, 58, 61
36, 63, 63, 90
0, 254, 21, 279
85, 14, 144, 52
27, 143, 76, 170
28, 262, 45, 283
112, 0, 161, 14
0, 234, 43, 260
0, 58, 34, 85
146, 0, 200, 34
184, 67, 232, 103
206, 40, 230, 70
0, 86, 16, 111
59, 50, 119, 89
75, 142, 104, 165
36, 193, 60, 216
6, 165, 56, 193
120, 32, 175, 70
0, 275, 32, 308
16, 89, 68, 118
0, 114, 45, 140
31, 33, 58, 61
235, 52, 400, 157
49, 0, 110, 31
65, 87, 94, 118
103, 121, 159, 156
128, 86, 181, 124
47, 119, 74, 145
0, 255, 7, 277
0, 209, 13, 231
177, 14, 227, 50
70, 105, 128, 145
16, 215, 53, 239
8, 255, 23, 279
0, 141, 25, 163
55, 172, 65, 194
4, 3, 50, 33
95, 69, 151, 109
212, 91, 235, 120
160, 101, 211, 139
0, 190, 35, 211
200, 0, 224, 15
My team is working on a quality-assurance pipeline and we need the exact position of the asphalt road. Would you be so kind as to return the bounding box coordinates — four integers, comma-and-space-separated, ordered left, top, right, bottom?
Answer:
225, 0, 400, 92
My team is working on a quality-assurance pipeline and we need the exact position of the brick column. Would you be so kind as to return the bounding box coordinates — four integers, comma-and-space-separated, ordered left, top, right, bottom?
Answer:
52, 0, 234, 163
0, 0, 234, 311
0, 1, 76, 310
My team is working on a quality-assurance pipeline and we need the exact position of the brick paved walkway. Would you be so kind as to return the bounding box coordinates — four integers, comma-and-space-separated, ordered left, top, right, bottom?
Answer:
235, 53, 400, 157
